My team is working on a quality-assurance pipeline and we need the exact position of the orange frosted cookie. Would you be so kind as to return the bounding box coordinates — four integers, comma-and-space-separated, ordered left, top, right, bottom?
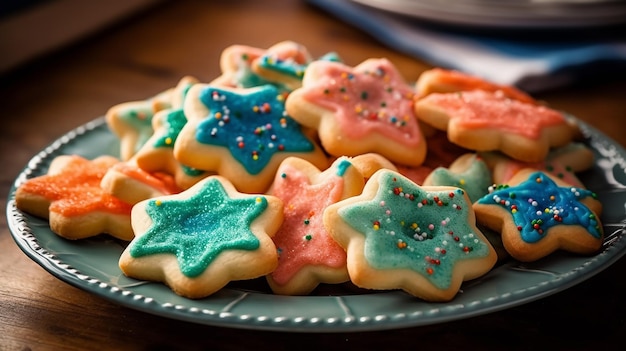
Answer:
174, 83, 328, 193
286, 58, 427, 167
415, 68, 536, 104
266, 156, 365, 295
119, 176, 283, 299
14, 155, 133, 240
474, 170, 603, 262
415, 90, 578, 162
324, 169, 497, 301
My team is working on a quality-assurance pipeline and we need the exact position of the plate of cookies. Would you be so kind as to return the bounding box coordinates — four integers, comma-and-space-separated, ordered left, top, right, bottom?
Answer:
7, 41, 626, 332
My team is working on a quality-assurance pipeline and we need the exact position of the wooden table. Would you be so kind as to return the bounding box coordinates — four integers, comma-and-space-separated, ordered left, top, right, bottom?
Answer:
2, 1, 625, 349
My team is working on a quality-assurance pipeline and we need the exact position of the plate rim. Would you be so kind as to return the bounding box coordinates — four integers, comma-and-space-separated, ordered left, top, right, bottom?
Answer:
6, 116, 626, 332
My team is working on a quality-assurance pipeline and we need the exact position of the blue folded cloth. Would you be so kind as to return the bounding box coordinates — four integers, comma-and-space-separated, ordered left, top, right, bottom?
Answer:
308, 0, 626, 92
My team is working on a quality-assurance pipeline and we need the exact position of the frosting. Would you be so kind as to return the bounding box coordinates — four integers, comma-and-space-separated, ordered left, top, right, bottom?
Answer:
497, 160, 584, 188
301, 59, 423, 146
117, 103, 160, 153
129, 177, 268, 278
111, 162, 181, 194
420, 90, 566, 139
257, 45, 341, 80
338, 170, 493, 289
427, 155, 491, 203
477, 171, 601, 243
153, 109, 187, 148
213, 45, 283, 89
19, 156, 132, 216
416, 68, 535, 104
195, 85, 315, 175
269, 159, 351, 285
256, 41, 312, 79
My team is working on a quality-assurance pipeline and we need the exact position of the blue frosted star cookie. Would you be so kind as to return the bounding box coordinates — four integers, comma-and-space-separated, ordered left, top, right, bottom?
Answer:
174, 84, 328, 193
473, 170, 603, 262
323, 169, 497, 301
118, 176, 283, 298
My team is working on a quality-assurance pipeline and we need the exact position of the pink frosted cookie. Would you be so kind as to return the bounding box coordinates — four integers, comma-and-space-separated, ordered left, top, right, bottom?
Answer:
423, 153, 492, 203
266, 156, 365, 295
100, 160, 182, 205
474, 170, 603, 262
174, 83, 328, 193
14, 155, 133, 240
119, 176, 283, 299
415, 68, 536, 104
324, 169, 497, 301
415, 90, 578, 163
479, 142, 595, 188
286, 58, 427, 166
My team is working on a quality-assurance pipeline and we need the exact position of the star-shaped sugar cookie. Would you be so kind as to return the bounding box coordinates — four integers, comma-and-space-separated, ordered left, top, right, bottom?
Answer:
324, 169, 497, 301
134, 107, 210, 190
15, 155, 133, 240
474, 170, 603, 262
105, 86, 174, 161
479, 142, 595, 188
252, 40, 341, 91
210, 44, 276, 89
175, 84, 328, 193
286, 58, 427, 166
118, 176, 283, 298
266, 156, 365, 295
415, 68, 536, 104
423, 153, 492, 203
100, 159, 182, 205
415, 90, 579, 163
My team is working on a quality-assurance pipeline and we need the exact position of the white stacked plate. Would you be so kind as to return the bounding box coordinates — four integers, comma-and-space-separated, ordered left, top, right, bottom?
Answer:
351, 0, 626, 29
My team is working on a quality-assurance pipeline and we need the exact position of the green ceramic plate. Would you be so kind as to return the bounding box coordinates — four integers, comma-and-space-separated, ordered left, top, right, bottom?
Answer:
7, 117, 626, 332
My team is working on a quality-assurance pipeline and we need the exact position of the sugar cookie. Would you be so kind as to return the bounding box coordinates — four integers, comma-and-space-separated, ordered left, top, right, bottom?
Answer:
324, 169, 497, 301
480, 142, 594, 188
286, 58, 427, 166
175, 84, 328, 193
415, 90, 578, 162
473, 170, 603, 262
119, 176, 283, 299
210, 44, 276, 89
105, 87, 173, 161
266, 156, 365, 295
415, 68, 536, 104
252, 40, 341, 91
100, 160, 182, 205
423, 153, 492, 203
15, 155, 133, 240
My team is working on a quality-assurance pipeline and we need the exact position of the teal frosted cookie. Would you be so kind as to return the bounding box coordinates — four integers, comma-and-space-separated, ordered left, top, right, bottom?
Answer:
324, 169, 497, 301
118, 176, 283, 299
252, 40, 341, 91
174, 83, 328, 193
473, 170, 603, 262
105, 88, 173, 161
423, 153, 492, 203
